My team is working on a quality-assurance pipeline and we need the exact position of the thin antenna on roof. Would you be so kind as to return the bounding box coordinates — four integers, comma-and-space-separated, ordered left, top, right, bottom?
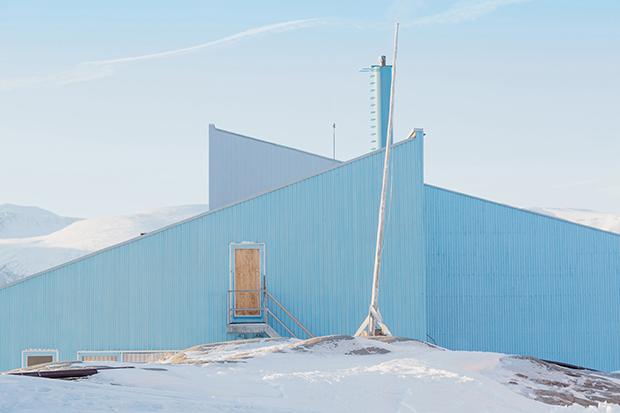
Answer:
332, 122, 336, 159
355, 22, 400, 337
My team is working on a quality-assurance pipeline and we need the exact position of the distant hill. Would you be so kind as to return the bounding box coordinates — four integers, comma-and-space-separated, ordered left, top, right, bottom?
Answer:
529, 207, 620, 234
0, 204, 208, 287
0, 204, 80, 239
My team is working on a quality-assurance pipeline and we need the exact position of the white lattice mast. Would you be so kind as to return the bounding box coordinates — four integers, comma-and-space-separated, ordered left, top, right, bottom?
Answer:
356, 22, 400, 337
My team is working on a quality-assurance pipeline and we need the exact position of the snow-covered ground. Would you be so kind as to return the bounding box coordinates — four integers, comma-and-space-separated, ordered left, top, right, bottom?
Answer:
2, 336, 619, 412
529, 207, 620, 234
0, 205, 208, 287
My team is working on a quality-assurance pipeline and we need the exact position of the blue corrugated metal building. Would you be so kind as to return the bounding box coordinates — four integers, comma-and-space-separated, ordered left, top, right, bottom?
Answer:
1, 59, 619, 371
0, 131, 429, 371
425, 185, 620, 370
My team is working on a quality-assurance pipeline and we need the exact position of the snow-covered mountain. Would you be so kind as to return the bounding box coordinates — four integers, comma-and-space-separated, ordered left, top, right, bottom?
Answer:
529, 207, 620, 234
0, 205, 208, 287
0, 204, 80, 239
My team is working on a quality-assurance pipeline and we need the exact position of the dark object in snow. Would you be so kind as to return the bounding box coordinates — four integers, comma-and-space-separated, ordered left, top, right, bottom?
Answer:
9, 368, 98, 379
540, 359, 597, 371
4, 361, 135, 380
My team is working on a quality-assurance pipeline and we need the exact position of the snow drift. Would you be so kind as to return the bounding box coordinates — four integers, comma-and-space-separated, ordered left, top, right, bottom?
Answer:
2, 336, 619, 412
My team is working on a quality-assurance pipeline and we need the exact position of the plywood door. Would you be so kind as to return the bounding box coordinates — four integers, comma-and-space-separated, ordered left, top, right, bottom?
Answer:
234, 248, 261, 316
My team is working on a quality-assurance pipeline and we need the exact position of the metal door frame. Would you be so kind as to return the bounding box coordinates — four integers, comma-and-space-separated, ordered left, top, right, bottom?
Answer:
229, 242, 266, 323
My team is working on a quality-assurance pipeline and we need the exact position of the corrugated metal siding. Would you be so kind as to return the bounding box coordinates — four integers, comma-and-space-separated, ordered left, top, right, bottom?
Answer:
208, 125, 341, 210
0, 137, 426, 371
425, 185, 620, 371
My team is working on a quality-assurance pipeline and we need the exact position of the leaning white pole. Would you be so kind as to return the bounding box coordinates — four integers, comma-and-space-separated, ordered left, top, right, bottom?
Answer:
357, 22, 400, 337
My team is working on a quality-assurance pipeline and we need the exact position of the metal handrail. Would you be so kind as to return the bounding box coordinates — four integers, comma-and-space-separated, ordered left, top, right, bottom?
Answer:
227, 288, 314, 338
266, 309, 296, 337
227, 288, 267, 324
265, 291, 314, 338
228, 289, 263, 292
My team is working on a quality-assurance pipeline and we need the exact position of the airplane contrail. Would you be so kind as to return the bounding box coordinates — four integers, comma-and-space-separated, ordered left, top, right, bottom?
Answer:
87, 18, 325, 66
0, 18, 326, 91
407, 0, 533, 26
0, 1, 536, 92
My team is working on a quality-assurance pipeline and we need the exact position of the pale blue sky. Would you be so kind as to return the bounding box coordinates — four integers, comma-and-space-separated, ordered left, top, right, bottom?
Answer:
1, 0, 619, 217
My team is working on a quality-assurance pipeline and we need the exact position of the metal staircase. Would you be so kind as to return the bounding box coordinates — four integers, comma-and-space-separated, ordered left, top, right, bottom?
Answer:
226, 287, 313, 339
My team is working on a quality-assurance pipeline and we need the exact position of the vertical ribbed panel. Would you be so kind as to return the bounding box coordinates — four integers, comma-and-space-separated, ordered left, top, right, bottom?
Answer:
425, 185, 620, 371
208, 125, 341, 210
0, 137, 426, 371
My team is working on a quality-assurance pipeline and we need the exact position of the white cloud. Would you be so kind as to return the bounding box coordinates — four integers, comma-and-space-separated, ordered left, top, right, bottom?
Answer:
0, 18, 326, 91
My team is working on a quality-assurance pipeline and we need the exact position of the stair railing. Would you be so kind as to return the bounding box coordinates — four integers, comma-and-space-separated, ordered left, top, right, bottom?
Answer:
227, 287, 314, 339
226, 288, 268, 325
265, 291, 314, 338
